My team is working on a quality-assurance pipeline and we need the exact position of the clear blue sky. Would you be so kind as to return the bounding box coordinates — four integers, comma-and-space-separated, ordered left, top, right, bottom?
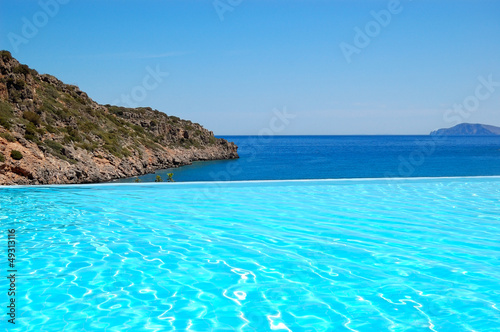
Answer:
1, 0, 499, 135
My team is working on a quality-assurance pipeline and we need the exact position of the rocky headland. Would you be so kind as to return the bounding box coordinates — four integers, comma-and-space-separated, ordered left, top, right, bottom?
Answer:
0, 51, 238, 185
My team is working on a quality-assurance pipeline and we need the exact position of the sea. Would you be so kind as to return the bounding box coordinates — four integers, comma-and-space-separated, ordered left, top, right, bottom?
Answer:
118, 135, 500, 183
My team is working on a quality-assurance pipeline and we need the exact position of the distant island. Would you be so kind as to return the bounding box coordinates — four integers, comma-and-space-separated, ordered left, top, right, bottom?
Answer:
0, 51, 238, 185
430, 123, 500, 136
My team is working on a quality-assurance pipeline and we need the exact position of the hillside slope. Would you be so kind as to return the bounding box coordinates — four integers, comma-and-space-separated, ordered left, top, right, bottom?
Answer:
0, 51, 238, 185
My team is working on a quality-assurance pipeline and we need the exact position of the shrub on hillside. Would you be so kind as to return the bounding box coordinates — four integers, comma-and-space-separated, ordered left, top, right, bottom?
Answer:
0, 132, 16, 142
23, 111, 41, 126
13, 64, 30, 76
24, 122, 44, 142
0, 101, 13, 130
0, 117, 10, 130
0, 50, 12, 59
10, 150, 23, 160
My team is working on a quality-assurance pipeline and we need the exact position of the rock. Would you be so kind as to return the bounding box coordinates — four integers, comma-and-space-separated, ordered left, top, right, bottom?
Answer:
0, 50, 239, 185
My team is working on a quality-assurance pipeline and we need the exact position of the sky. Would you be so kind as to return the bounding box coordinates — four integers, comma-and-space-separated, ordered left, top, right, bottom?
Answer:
1, 0, 499, 135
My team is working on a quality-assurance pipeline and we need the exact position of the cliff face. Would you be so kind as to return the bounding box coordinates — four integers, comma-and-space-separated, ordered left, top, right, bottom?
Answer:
0, 51, 238, 185
430, 123, 500, 136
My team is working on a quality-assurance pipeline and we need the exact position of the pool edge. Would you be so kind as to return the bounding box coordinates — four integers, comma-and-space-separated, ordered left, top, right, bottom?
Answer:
2, 175, 500, 189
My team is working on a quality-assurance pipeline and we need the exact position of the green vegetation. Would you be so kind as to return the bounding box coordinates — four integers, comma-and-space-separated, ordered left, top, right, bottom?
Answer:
5, 77, 25, 91
0, 152, 5, 162
23, 111, 41, 126
46, 124, 57, 133
132, 124, 145, 134
4, 71, 216, 156
95, 129, 131, 158
24, 122, 44, 142
0, 54, 229, 172
44, 140, 77, 164
152, 173, 174, 183
108, 105, 125, 116
13, 64, 30, 76
10, 150, 23, 160
76, 141, 98, 152
44, 84, 60, 100
0, 117, 10, 130
182, 138, 202, 149
0, 132, 16, 142
0, 50, 12, 60
45, 140, 64, 153
0, 101, 13, 130
65, 127, 82, 143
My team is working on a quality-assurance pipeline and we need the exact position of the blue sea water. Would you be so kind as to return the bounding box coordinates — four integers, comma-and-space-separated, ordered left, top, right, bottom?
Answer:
1, 177, 500, 331
121, 136, 500, 183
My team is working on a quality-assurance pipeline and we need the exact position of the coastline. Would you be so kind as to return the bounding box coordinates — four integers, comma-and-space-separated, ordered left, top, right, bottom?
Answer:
0, 144, 238, 186
0, 52, 239, 186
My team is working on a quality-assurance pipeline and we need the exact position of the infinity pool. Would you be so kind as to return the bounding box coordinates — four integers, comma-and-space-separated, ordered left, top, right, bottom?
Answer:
1, 177, 500, 331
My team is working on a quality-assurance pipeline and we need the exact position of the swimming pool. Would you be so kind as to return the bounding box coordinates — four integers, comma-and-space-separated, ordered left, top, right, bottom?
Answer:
1, 177, 499, 331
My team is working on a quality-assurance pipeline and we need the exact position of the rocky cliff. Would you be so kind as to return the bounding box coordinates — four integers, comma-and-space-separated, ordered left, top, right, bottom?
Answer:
430, 123, 500, 136
0, 51, 238, 185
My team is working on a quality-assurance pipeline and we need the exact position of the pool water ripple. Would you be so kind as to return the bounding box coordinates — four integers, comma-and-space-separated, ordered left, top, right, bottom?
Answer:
1, 177, 500, 331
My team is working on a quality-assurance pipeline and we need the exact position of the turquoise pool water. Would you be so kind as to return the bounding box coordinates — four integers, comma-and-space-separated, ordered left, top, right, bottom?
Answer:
1, 177, 500, 331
